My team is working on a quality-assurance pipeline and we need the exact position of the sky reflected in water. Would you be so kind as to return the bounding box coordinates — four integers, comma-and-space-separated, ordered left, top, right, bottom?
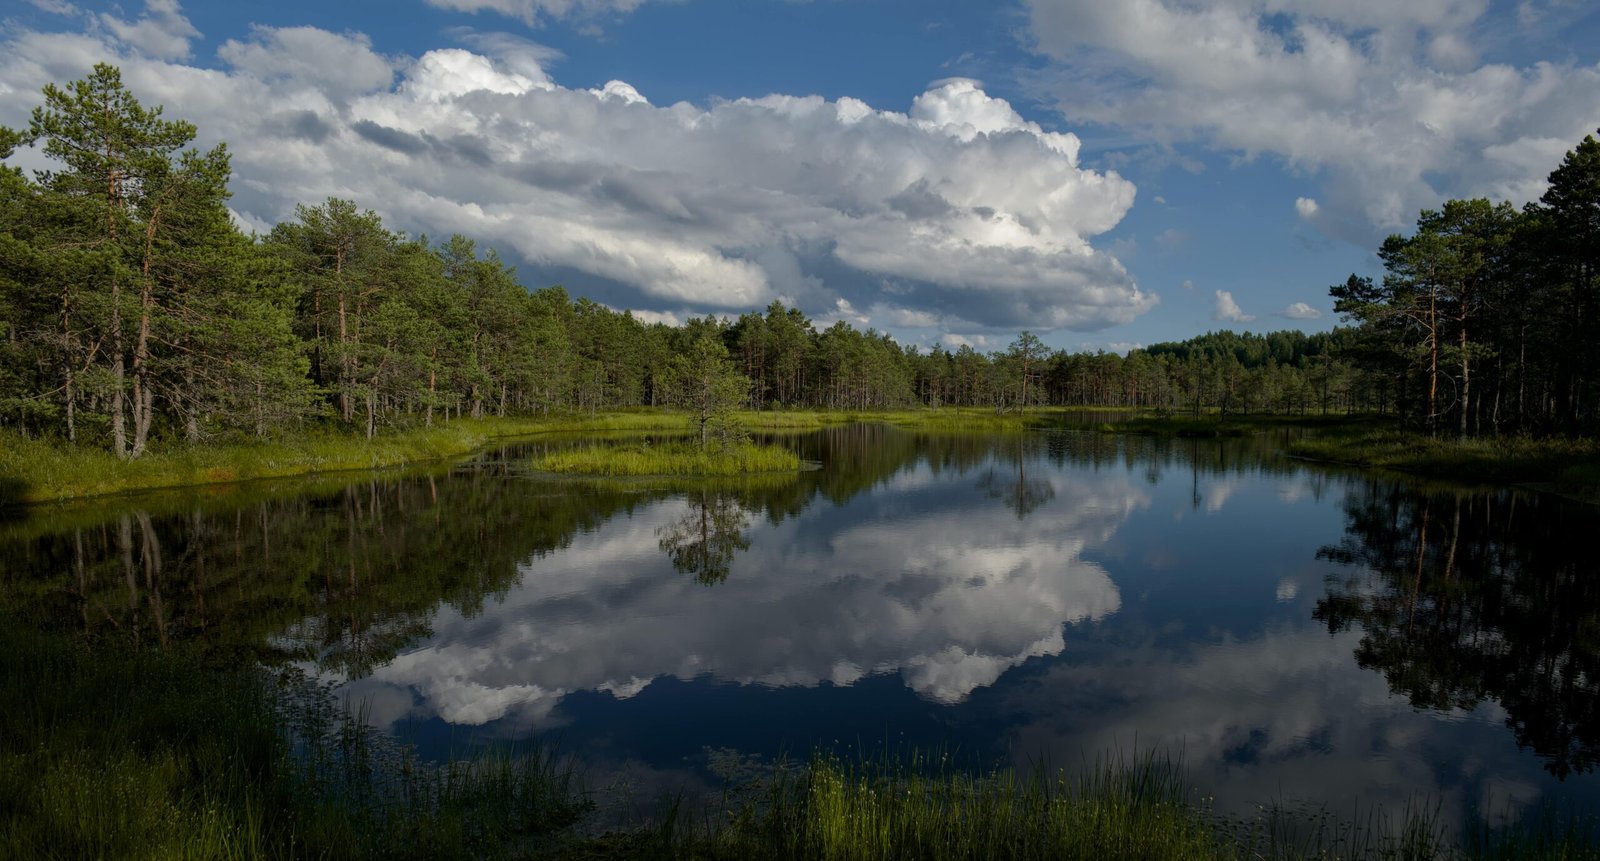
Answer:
6, 425, 1596, 830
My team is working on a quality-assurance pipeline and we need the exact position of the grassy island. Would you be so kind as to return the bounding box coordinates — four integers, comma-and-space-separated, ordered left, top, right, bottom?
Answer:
537, 440, 802, 477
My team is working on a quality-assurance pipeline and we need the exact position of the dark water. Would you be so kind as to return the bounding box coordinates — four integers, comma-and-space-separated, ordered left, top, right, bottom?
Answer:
6, 425, 1599, 830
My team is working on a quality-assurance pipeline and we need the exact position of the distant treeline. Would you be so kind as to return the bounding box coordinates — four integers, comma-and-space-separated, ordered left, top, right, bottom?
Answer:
0, 65, 1387, 458
1330, 130, 1600, 437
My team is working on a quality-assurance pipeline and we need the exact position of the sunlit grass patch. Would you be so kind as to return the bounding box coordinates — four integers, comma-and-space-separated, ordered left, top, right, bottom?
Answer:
0, 421, 531, 504
537, 441, 802, 477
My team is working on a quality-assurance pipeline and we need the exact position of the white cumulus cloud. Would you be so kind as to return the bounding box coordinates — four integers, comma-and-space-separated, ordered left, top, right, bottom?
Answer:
421, 0, 658, 26
1024, 0, 1600, 236
0, 10, 1153, 332
1280, 302, 1323, 320
97, 0, 199, 61
1213, 289, 1256, 324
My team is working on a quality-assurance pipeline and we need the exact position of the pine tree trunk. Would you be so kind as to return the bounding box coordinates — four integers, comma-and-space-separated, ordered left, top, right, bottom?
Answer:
1427, 291, 1439, 437
131, 208, 160, 458
338, 291, 352, 422
426, 350, 436, 428
110, 280, 128, 459
1459, 325, 1470, 439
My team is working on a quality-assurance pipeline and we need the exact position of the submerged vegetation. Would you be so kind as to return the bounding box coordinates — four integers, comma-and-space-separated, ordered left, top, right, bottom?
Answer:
538, 441, 802, 477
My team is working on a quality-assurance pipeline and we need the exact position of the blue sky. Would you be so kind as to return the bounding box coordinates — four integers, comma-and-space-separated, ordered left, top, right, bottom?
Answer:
3, 0, 1598, 351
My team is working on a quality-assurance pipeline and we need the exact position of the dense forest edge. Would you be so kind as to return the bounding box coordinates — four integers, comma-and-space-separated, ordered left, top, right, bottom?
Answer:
4, 65, 1598, 501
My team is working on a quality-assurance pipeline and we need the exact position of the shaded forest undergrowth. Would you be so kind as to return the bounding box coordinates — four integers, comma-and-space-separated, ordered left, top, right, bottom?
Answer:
5, 622, 1599, 860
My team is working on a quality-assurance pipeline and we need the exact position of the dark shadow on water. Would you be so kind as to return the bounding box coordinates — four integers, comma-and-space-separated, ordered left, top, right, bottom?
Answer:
0, 477, 29, 519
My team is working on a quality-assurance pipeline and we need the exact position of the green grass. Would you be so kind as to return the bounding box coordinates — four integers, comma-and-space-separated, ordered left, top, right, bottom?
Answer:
537, 441, 803, 477
1286, 428, 1600, 502
0, 416, 562, 505
818, 407, 1058, 431
680, 750, 1231, 860
641, 749, 1598, 860
1095, 413, 1374, 438
0, 622, 590, 861
0, 408, 1065, 505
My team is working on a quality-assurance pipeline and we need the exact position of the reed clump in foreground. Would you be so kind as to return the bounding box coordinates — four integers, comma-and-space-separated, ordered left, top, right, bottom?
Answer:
0, 624, 590, 861
537, 441, 802, 477
621, 749, 1597, 861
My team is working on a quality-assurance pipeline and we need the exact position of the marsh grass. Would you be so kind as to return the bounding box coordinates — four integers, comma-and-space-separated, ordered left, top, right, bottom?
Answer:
678, 750, 1228, 860
1095, 413, 1373, 438
1286, 428, 1600, 502
0, 416, 561, 504
652, 749, 1585, 861
0, 623, 590, 861
0, 408, 1060, 505
537, 441, 802, 477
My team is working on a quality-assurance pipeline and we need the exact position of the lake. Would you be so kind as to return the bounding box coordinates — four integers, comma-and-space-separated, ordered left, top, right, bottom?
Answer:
6, 424, 1598, 832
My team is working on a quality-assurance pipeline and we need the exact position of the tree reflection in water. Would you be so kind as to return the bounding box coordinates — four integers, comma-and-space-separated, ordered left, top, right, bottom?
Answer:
977, 435, 1055, 519
657, 490, 752, 586
1315, 481, 1600, 778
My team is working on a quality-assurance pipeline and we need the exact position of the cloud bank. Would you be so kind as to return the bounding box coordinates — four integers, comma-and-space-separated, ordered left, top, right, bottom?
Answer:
1024, 0, 1600, 237
0, 4, 1156, 334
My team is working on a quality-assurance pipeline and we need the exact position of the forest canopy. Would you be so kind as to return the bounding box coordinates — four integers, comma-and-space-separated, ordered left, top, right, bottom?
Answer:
2, 65, 1593, 457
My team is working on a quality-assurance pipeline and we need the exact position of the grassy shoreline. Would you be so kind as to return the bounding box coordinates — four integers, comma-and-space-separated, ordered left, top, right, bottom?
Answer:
0, 417, 561, 506
12, 408, 1600, 506
1285, 427, 1600, 504
0, 408, 1075, 505
1093, 413, 1375, 437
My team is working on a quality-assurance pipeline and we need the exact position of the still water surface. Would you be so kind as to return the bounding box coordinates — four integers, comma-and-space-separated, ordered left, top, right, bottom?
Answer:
7, 425, 1598, 829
